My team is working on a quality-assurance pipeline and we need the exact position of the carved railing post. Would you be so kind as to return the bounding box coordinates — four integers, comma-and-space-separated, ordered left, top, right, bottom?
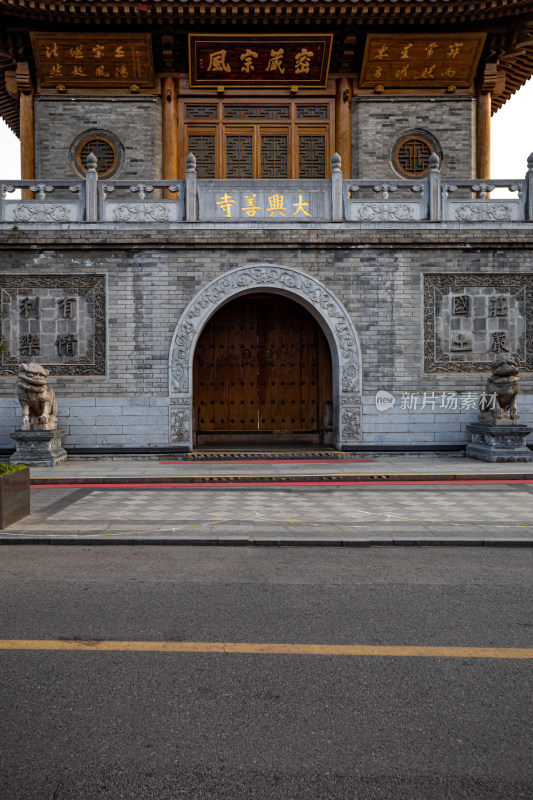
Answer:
85, 152, 98, 222
428, 152, 441, 221
525, 153, 533, 222
330, 152, 343, 221
185, 152, 198, 222
0, 183, 14, 222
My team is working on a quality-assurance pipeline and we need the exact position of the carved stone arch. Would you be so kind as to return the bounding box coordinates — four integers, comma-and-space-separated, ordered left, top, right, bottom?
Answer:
169, 264, 362, 450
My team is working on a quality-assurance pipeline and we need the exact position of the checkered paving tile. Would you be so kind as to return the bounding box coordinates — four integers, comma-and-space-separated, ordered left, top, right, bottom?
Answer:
44, 487, 533, 527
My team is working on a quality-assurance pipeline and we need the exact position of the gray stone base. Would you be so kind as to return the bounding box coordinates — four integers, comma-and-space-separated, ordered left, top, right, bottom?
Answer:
466, 423, 533, 463
10, 428, 68, 467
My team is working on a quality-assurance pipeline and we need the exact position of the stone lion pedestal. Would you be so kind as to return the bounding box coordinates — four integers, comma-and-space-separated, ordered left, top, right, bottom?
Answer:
10, 362, 67, 467
10, 428, 67, 467
466, 422, 532, 463
466, 356, 532, 463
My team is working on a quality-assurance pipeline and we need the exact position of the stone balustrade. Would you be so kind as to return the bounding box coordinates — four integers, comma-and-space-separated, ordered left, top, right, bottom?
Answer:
2, 151, 533, 226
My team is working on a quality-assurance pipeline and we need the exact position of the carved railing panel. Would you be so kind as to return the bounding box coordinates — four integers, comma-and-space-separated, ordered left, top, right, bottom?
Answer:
1, 181, 85, 223
442, 181, 523, 223
99, 180, 185, 223
344, 180, 426, 222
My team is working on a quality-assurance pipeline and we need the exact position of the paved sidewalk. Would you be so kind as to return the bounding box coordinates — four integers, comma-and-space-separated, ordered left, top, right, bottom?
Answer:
2, 455, 533, 545
28, 454, 533, 483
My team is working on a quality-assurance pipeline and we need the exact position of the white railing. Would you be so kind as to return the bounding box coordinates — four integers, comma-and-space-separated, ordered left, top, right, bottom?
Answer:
2, 151, 533, 225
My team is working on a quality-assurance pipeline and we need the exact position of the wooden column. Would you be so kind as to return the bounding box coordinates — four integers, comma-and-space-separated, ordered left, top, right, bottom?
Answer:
335, 77, 352, 178
162, 76, 178, 197
14, 63, 35, 199
476, 91, 491, 180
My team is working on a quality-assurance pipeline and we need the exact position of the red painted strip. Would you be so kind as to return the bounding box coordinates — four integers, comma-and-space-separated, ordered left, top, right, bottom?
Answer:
33, 479, 533, 489
159, 459, 376, 465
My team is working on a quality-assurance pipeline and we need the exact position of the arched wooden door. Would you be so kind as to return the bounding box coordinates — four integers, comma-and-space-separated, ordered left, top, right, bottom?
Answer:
193, 294, 333, 445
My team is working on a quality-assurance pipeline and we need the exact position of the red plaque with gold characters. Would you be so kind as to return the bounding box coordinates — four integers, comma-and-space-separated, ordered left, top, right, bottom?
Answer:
189, 34, 333, 88
30, 33, 155, 88
360, 33, 486, 90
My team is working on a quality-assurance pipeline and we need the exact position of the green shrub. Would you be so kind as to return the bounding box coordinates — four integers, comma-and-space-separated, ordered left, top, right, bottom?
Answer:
0, 463, 27, 474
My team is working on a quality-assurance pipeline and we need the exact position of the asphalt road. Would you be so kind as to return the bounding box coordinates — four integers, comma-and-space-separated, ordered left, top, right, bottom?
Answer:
1, 545, 532, 799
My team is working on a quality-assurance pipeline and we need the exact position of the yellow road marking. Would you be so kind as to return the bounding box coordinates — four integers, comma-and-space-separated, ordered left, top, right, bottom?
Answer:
0, 640, 531, 658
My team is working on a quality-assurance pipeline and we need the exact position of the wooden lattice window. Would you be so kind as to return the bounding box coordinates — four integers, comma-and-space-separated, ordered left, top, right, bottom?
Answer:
298, 135, 326, 179
76, 136, 118, 178
261, 135, 288, 179
394, 135, 434, 178
188, 134, 216, 178
180, 97, 334, 179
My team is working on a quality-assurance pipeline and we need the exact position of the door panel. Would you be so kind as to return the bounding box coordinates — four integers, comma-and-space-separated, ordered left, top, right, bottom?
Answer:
194, 295, 332, 434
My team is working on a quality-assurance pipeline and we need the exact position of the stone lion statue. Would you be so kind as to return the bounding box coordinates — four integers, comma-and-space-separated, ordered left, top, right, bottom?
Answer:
479, 355, 520, 423
17, 362, 57, 430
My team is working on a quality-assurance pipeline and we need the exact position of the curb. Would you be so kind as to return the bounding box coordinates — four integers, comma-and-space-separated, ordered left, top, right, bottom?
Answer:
29, 472, 533, 487
1, 536, 532, 547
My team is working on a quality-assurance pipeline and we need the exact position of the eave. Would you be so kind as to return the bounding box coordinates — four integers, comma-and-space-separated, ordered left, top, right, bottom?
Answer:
1, 0, 533, 136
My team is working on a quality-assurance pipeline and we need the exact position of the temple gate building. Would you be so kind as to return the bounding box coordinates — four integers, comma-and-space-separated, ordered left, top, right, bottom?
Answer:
0, 0, 533, 453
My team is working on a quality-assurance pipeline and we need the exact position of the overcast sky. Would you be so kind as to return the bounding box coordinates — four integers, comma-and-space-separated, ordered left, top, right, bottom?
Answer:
0, 79, 532, 180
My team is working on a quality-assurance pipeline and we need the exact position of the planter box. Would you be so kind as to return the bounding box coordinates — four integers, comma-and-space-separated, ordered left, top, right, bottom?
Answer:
0, 467, 30, 529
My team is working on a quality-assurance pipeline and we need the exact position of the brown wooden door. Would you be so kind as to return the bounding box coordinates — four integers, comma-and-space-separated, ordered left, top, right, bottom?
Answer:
194, 295, 332, 436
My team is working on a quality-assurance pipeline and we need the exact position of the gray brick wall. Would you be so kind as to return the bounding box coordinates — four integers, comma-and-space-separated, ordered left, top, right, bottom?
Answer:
0, 225, 532, 448
34, 96, 162, 181
351, 96, 475, 179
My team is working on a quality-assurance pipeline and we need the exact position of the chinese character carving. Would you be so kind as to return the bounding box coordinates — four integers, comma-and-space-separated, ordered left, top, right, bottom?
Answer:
56, 334, 78, 357
400, 44, 412, 59
241, 195, 262, 218
95, 65, 110, 78
425, 42, 438, 58
447, 42, 463, 59
266, 48, 285, 74
267, 194, 287, 216
216, 193, 236, 218
19, 297, 40, 320
395, 65, 410, 79
20, 334, 41, 357
375, 45, 389, 60
488, 296, 508, 317
45, 43, 58, 59
58, 298, 77, 319
72, 65, 87, 77
295, 48, 314, 75
452, 295, 470, 316
450, 333, 472, 352
240, 49, 258, 74
418, 65, 436, 79
49, 64, 63, 78
114, 46, 125, 58
207, 50, 231, 73
489, 331, 509, 353
92, 44, 105, 58
115, 65, 128, 78
291, 194, 311, 217
69, 44, 83, 59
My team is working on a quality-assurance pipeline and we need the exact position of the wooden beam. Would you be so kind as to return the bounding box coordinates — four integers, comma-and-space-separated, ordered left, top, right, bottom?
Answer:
162, 75, 178, 197
335, 76, 352, 178
476, 90, 491, 179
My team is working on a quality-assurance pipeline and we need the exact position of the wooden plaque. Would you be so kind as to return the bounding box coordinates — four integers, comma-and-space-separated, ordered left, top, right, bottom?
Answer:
360, 33, 486, 90
189, 34, 333, 89
30, 33, 154, 88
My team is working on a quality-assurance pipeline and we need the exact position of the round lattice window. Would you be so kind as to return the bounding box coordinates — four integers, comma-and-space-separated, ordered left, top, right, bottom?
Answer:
76, 136, 118, 178
393, 135, 435, 178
